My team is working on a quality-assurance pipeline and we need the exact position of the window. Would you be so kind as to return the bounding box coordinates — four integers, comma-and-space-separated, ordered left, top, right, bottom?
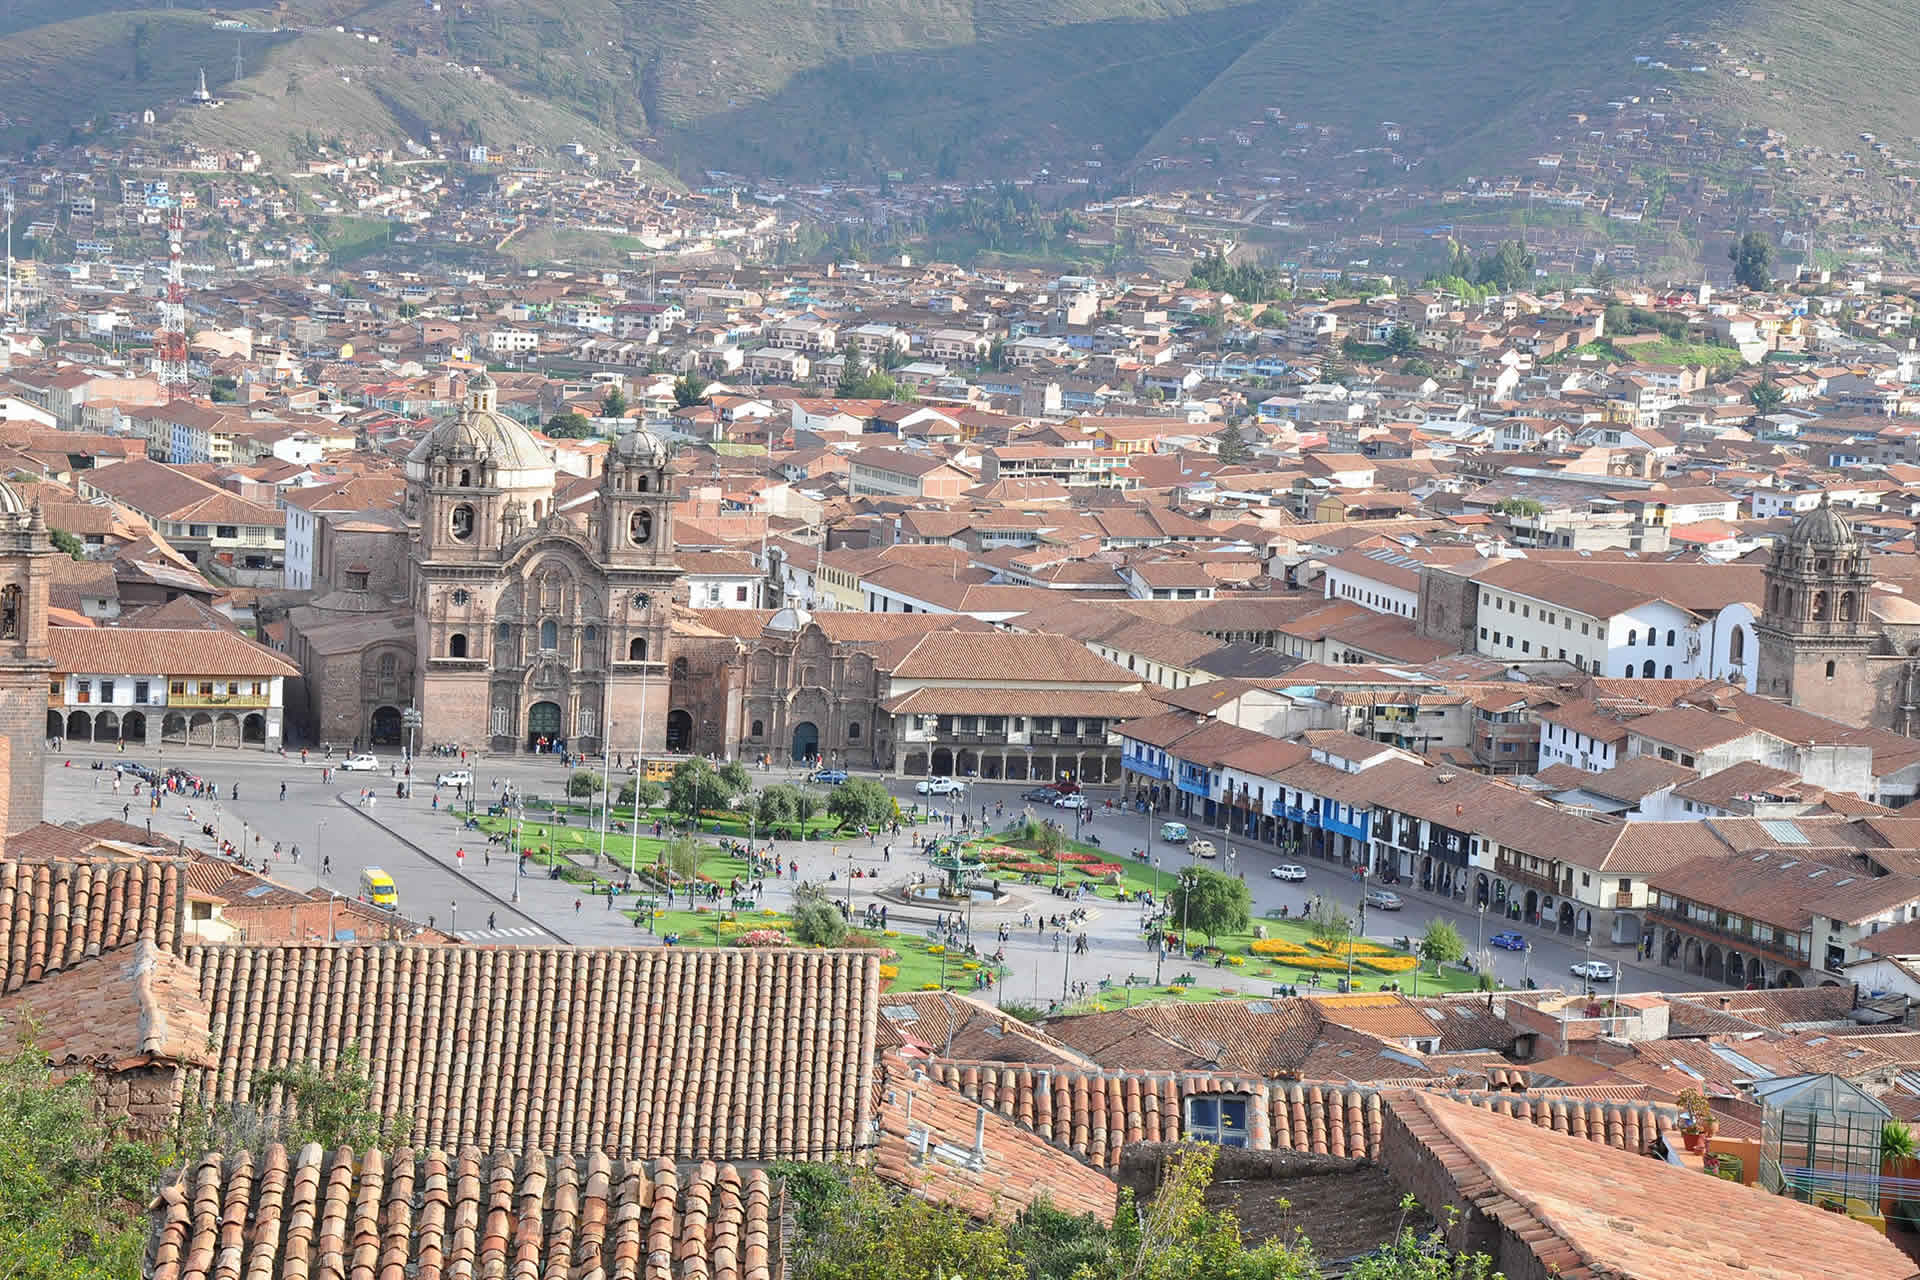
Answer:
1666, 629, 1676, 646
1184, 1094, 1250, 1147
100, 680, 114, 702
228, 682, 239, 695
198, 682, 214, 696
1642, 660, 1656, 678
629, 636, 647, 661
450, 504, 475, 541
629, 510, 653, 545
496, 620, 511, 641
1827, 660, 1837, 679
1479, 626, 1488, 640
170, 680, 185, 695
251, 682, 264, 696
217, 525, 237, 540
75, 680, 90, 703
189, 525, 207, 538
1627, 629, 1638, 647
134, 680, 149, 703
1663, 664, 1673, 678
735, 584, 749, 603
751, 719, 764, 738
449, 633, 468, 658
539, 620, 558, 650
849, 722, 862, 740
583, 625, 597, 653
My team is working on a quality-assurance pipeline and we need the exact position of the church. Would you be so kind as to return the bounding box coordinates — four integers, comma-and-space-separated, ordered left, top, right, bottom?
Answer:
286, 374, 682, 756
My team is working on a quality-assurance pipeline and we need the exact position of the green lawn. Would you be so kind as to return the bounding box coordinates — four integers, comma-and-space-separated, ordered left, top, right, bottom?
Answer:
1154, 913, 1487, 996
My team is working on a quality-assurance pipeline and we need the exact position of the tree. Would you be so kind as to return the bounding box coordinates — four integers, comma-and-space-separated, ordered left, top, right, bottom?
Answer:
1167, 868, 1251, 945
673, 372, 710, 407
48, 529, 85, 560
668, 758, 727, 820
827, 776, 893, 831
835, 348, 868, 398
1306, 898, 1352, 948
1749, 376, 1786, 416
755, 784, 795, 836
1034, 821, 1067, 876
1344, 1199, 1502, 1280
661, 834, 701, 881
1388, 324, 1418, 357
544, 411, 592, 438
1418, 919, 1467, 974
600, 386, 628, 418
779, 1165, 1025, 1280
567, 769, 600, 798
1213, 421, 1250, 465
250, 1042, 412, 1151
790, 787, 824, 835
793, 900, 849, 947
717, 760, 753, 804
617, 776, 663, 810
1474, 239, 1536, 291
1729, 230, 1775, 291
0, 1024, 170, 1279
1493, 496, 1545, 518
1103, 1145, 1316, 1280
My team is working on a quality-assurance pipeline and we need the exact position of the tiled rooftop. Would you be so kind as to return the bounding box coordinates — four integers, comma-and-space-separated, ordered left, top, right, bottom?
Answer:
149, 1147, 777, 1280
0, 857, 184, 992
184, 944, 880, 1161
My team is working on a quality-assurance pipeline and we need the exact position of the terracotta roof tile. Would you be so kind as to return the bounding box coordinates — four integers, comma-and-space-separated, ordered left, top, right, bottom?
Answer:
185, 944, 880, 1160
0, 857, 184, 991
149, 1147, 778, 1280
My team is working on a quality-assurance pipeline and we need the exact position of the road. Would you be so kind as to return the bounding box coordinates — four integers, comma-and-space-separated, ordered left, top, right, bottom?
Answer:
47, 748, 1725, 1003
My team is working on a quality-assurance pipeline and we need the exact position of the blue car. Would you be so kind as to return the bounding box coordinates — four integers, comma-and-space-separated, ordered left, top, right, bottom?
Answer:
810, 769, 849, 785
1489, 931, 1526, 951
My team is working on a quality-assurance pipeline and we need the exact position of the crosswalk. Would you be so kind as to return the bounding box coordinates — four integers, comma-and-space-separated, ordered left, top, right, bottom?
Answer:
455, 926, 545, 941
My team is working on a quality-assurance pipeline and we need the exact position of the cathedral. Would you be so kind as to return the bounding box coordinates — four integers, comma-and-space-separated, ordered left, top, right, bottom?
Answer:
1754, 495, 1920, 735
288, 374, 682, 755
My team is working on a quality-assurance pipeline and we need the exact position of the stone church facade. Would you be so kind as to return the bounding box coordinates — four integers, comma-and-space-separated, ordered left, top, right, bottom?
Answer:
287, 374, 683, 756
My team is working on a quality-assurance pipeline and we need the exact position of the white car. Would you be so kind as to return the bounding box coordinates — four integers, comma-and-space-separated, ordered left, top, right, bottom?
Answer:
436, 769, 473, 788
915, 777, 966, 795
1570, 960, 1615, 982
339, 753, 379, 772
1270, 864, 1307, 881
1052, 793, 1090, 810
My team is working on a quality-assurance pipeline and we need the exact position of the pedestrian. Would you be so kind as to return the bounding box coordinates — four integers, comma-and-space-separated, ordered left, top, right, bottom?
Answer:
574, 898, 582, 915
488, 911, 496, 931
280, 782, 287, 800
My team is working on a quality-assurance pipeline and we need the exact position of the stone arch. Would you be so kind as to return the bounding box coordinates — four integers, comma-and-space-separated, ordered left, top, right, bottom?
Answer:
121, 710, 146, 743
1840, 592, 1856, 622
65, 710, 92, 742
1662, 931, 1682, 967
188, 713, 215, 747
161, 713, 188, 744
629, 636, 648, 661
95, 710, 119, 743
242, 713, 267, 744
931, 747, 954, 776
666, 710, 695, 753
45, 709, 60, 739
1813, 589, 1829, 620
1557, 901, 1576, 935
449, 632, 469, 658
213, 713, 241, 748
1729, 626, 1746, 665
1775, 969, 1804, 988
1727, 952, 1747, 987
1703, 943, 1723, 982
1684, 937, 1706, 975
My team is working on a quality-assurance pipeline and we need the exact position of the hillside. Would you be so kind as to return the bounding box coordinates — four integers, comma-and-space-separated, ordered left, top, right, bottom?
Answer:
7, 0, 1920, 199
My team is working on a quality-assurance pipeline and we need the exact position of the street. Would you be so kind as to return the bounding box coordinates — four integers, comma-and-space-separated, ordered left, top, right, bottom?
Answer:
46, 747, 1725, 1003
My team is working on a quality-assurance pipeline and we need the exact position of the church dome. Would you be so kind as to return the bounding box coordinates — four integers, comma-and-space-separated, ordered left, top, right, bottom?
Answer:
0, 478, 29, 518
405, 372, 555, 487
613, 424, 673, 467
1786, 494, 1857, 553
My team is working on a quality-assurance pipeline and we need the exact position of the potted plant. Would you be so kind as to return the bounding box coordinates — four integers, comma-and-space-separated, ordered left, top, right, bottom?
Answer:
1677, 1088, 1714, 1154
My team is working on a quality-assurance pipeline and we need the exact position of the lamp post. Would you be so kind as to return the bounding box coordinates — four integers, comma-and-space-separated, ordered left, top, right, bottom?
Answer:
317, 818, 326, 879
403, 705, 422, 764
450, 899, 458, 937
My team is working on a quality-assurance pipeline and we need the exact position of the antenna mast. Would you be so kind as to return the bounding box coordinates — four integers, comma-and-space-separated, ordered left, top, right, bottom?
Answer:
3, 181, 13, 317
155, 203, 189, 391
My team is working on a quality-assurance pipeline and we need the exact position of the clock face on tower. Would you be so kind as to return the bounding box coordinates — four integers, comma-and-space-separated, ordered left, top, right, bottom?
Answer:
632, 592, 651, 611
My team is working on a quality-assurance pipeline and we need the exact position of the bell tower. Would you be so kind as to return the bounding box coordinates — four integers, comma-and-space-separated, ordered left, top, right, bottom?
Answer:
0, 488, 56, 833
599, 426, 682, 754
1755, 495, 1877, 721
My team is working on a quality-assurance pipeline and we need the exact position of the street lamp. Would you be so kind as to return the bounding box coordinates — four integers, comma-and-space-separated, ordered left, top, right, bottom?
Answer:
450, 899, 458, 937
403, 705, 423, 763
317, 818, 326, 878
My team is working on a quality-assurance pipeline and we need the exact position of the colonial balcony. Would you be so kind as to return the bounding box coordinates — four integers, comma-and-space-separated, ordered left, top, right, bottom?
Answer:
1646, 903, 1809, 966
166, 691, 273, 709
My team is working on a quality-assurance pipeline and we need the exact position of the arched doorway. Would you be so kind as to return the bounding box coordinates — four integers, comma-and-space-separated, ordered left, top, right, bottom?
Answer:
1475, 873, 1490, 907
214, 713, 240, 748
1523, 889, 1539, 924
930, 747, 953, 777
188, 713, 214, 747
65, 710, 92, 742
370, 706, 403, 747
1704, 943, 1723, 982
956, 749, 978, 777
1557, 902, 1576, 935
45, 709, 60, 740
1684, 938, 1706, 975
790, 720, 819, 764
161, 713, 187, 745
121, 710, 146, 743
1727, 952, 1746, 987
1775, 969, 1803, 988
1663, 931, 1681, 967
667, 709, 694, 753
94, 710, 118, 744
242, 713, 266, 744
526, 701, 562, 750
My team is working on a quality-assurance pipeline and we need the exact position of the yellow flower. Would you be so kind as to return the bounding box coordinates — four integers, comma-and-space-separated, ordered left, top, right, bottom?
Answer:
928, 944, 946, 955
878, 965, 900, 979
961, 961, 979, 971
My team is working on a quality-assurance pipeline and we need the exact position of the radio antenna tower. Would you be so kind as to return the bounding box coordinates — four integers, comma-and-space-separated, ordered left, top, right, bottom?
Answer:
154, 203, 190, 390
3, 181, 13, 317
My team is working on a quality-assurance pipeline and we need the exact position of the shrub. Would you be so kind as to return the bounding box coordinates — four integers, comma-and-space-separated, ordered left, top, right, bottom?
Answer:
793, 901, 849, 947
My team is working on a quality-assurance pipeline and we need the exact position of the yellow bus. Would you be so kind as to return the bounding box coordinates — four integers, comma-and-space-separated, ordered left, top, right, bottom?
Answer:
358, 866, 398, 910
644, 758, 676, 782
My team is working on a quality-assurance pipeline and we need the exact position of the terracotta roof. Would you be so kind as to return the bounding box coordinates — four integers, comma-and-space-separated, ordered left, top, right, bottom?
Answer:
149, 1147, 778, 1280
1385, 1090, 1915, 1280
888, 631, 1137, 683
49, 627, 298, 678
873, 1053, 1116, 1223
185, 944, 880, 1160
0, 856, 184, 992
0, 940, 211, 1067
916, 1060, 1677, 1171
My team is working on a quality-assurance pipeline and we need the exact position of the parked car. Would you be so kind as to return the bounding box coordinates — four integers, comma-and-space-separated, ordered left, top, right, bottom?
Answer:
1158, 821, 1189, 843
1052, 793, 1090, 810
1570, 960, 1615, 982
1362, 888, 1403, 911
436, 769, 473, 788
339, 753, 378, 772
810, 769, 849, 785
1021, 786, 1060, 802
1270, 864, 1307, 881
1187, 838, 1217, 858
915, 777, 966, 795
1488, 931, 1526, 951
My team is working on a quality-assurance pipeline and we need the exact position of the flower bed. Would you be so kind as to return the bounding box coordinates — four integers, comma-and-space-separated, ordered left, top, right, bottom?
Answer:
878, 964, 900, 980
1082, 862, 1124, 876
1356, 955, 1419, 974
1056, 852, 1098, 865
736, 928, 788, 947
1283, 955, 1352, 972
1307, 938, 1395, 956
1004, 862, 1055, 875
1250, 938, 1312, 956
